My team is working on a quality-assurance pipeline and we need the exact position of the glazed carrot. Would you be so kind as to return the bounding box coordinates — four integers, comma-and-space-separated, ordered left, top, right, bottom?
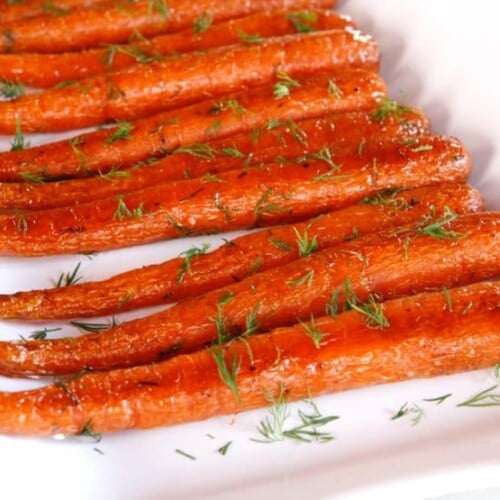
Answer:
0, 70, 385, 182
0, 135, 470, 256
0, 281, 497, 435
0, 0, 336, 53
0, 30, 378, 133
0, 10, 355, 87
0, 0, 113, 23
0, 107, 429, 209
0, 184, 482, 320
0, 213, 498, 377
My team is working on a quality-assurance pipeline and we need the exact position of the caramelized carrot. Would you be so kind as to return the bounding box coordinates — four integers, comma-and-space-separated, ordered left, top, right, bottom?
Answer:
0, 108, 429, 209
0, 10, 355, 87
0, 69, 386, 182
0, 184, 482, 320
0, 281, 498, 435
0, 213, 498, 378
0, 135, 470, 256
0, 29, 378, 133
1, 282, 497, 435
0, 0, 113, 24
0, 0, 337, 53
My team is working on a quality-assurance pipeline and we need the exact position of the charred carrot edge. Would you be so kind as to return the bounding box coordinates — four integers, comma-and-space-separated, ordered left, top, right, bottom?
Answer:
0, 212, 498, 377
0, 30, 379, 133
0, 184, 483, 320
0, 281, 497, 435
0, 0, 113, 24
0, 0, 337, 53
0, 10, 355, 88
0, 135, 471, 256
0, 69, 386, 182
0, 108, 429, 210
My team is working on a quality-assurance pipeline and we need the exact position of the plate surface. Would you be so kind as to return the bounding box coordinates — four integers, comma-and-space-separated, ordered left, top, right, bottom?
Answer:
0, 1, 499, 499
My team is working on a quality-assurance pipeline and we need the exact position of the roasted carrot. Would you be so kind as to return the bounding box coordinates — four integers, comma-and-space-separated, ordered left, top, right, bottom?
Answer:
0, 135, 470, 256
0, 213, 498, 377
0, 281, 497, 435
0, 10, 355, 88
0, 184, 482, 320
0, 0, 337, 53
0, 30, 378, 133
0, 0, 114, 24
0, 70, 386, 182
0, 108, 429, 209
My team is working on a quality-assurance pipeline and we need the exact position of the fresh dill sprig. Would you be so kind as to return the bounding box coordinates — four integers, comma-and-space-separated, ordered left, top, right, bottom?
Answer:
42, 0, 70, 16
360, 188, 407, 210
28, 327, 62, 340
177, 243, 211, 282
11, 118, 27, 151
390, 402, 424, 426
416, 206, 467, 241
0, 79, 25, 99
68, 137, 88, 170
268, 237, 292, 252
327, 78, 343, 99
209, 347, 242, 403
286, 11, 318, 33
220, 146, 245, 158
457, 385, 500, 408
105, 121, 134, 145
370, 97, 410, 122
299, 314, 324, 349
204, 119, 222, 138
422, 393, 452, 405
70, 318, 116, 333
211, 99, 247, 116
193, 12, 213, 33
286, 269, 314, 287
237, 30, 263, 44
77, 421, 102, 442
98, 166, 132, 181
175, 449, 196, 461
217, 441, 232, 455
252, 385, 338, 443
55, 262, 83, 287
297, 146, 339, 170
113, 194, 144, 221
148, 0, 169, 19
19, 170, 45, 183
293, 227, 318, 257
173, 142, 216, 160
273, 71, 301, 99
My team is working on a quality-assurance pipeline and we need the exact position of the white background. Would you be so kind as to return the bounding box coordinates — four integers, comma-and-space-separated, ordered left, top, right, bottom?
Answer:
0, 1, 499, 499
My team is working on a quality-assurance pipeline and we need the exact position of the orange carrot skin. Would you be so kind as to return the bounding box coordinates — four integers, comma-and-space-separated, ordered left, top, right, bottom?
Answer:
0, 108, 430, 210
0, 135, 470, 256
0, 183, 482, 320
0, 69, 386, 181
0, 0, 337, 53
0, 212, 497, 377
0, 281, 497, 435
0, 10, 355, 87
0, 30, 378, 133
0, 0, 113, 24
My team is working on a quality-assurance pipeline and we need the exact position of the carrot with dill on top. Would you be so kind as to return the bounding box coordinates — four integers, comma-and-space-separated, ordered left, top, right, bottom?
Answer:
0, 29, 379, 133
0, 0, 112, 24
0, 70, 386, 182
0, 213, 498, 377
0, 183, 482, 320
0, 107, 429, 209
0, 281, 497, 435
0, 0, 337, 53
0, 10, 355, 88
0, 135, 470, 256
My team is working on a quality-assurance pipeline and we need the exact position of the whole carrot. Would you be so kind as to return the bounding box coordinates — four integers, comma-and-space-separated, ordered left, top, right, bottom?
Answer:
0, 10, 355, 87
0, 281, 497, 435
0, 184, 482, 320
0, 70, 386, 181
0, 0, 113, 23
0, 0, 337, 53
0, 107, 429, 209
0, 213, 497, 377
0, 30, 379, 133
0, 135, 470, 256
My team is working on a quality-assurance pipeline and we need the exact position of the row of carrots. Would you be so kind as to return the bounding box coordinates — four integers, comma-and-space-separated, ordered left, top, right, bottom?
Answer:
0, 0, 498, 436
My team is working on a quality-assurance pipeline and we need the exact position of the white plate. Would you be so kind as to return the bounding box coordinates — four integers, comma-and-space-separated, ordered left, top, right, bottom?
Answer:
0, 1, 499, 499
